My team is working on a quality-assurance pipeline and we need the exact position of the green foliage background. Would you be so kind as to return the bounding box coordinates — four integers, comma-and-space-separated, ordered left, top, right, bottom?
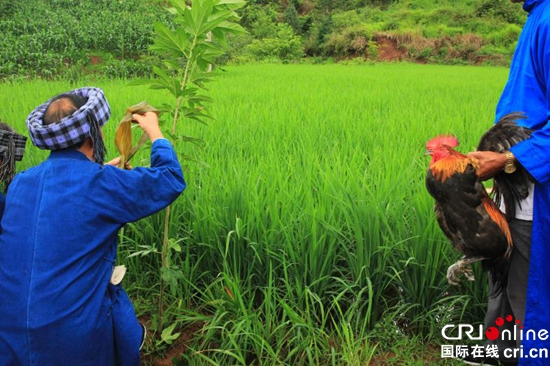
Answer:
0, 0, 526, 79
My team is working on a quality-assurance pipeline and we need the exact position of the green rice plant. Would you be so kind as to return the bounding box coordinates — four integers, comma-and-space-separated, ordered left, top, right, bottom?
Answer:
329, 299, 378, 365
1, 63, 511, 363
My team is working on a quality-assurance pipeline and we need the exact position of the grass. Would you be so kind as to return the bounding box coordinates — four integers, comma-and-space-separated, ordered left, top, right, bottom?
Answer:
0, 63, 509, 364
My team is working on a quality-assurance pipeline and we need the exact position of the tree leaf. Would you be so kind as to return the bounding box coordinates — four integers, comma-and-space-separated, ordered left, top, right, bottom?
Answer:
216, 20, 246, 34
169, 0, 188, 15
150, 22, 189, 55
198, 10, 233, 35
214, 0, 246, 10
152, 66, 181, 97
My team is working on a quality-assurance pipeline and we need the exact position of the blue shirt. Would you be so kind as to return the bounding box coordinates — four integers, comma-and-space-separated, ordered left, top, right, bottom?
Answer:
495, 1, 550, 364
497, 0, 550, 184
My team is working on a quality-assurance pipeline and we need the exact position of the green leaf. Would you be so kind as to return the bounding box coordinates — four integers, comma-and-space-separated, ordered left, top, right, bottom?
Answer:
198, 10, 233, 35
279, 300, 305, 324
127, 244, 158, 258
183, 111, 212, 126
214, 0, 246, 10
152, 66, 181, 97
211, 28, 227, 44
163, 59, 184, 72
206, 9, 233, 23
150, 22, 189, 56
187, 94, 213, 106
148, 83, 170, 91
159, 322, 180, 345
169, 0, 188, 15
216, 20, 246, 34
190, 71, 215, 86
184, 0, 214, 37
168, 238, 183, 252
168, 133, 205, 147
158, 103, 175, 115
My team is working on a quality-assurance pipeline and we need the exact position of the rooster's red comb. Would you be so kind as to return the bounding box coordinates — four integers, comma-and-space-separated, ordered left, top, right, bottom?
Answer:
426, 134, 459, 150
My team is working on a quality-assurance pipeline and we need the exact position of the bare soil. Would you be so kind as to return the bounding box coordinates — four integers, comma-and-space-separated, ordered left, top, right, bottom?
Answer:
139, 316, 203, 366
376, 37, 407, 62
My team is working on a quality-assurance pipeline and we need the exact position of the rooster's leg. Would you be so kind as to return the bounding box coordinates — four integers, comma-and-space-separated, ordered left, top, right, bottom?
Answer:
447, 256, 486, 286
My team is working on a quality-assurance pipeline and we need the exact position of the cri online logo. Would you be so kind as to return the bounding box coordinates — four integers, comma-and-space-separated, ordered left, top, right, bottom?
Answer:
442, 315, 550, 341
486, 315, 521, 340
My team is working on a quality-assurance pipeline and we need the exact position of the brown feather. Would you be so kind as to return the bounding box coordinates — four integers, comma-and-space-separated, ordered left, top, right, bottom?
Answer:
482, 197, 512, 250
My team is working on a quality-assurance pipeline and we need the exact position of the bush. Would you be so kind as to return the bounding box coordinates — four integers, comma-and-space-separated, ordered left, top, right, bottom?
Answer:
244, 23, 304, 62
475, 0, 525, 25
486, 24, 522, 49
324, 25, 373, 58
331, 10, 365, 31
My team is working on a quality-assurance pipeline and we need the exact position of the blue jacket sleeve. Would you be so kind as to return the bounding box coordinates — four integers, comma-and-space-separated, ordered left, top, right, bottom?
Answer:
510, 16, 550, 185
93, 138, 186, 224
0, 193, 4, 222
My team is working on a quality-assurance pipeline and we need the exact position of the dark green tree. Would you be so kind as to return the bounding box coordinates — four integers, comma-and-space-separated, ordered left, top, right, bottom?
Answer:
284, 3, 301, 35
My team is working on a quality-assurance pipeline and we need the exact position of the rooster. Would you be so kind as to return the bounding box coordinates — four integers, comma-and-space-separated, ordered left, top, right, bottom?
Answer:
425, 134, 513, 288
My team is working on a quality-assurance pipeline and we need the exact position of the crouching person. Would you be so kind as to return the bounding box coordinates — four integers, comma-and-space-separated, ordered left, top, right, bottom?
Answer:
0, 87, 185, 365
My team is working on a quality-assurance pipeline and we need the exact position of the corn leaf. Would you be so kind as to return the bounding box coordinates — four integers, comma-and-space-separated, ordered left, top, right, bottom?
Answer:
114, 101, 161, 169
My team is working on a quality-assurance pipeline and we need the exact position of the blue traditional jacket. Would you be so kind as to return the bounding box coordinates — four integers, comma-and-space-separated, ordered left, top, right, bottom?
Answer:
0, 193, 4, 222
0, 138, 185, 365
496, 0, 550, 364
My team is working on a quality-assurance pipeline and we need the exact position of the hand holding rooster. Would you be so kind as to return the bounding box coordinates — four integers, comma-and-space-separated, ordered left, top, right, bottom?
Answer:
466, 151, 510, 181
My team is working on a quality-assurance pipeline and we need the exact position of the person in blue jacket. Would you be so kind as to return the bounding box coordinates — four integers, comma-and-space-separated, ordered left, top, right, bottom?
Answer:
468, 0, 550, 365
0, 87, 185, 365
0, 120, 27, 217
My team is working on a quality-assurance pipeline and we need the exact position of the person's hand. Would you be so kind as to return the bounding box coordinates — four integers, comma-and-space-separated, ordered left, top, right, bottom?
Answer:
106, 157, 121, 167
467, 151, 508, 181
132, 112, 164, 142
105, 157, 132, 170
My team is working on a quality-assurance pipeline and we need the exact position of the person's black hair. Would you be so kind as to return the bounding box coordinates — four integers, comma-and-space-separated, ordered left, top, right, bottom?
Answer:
44, 93, 87, 125
0, 121, 14, 133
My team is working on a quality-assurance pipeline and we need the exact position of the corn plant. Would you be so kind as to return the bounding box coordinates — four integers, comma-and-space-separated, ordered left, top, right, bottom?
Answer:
129, 0, 246, 337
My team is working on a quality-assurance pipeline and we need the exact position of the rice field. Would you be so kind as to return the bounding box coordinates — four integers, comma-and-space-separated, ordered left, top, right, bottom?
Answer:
0, 63, 510, 365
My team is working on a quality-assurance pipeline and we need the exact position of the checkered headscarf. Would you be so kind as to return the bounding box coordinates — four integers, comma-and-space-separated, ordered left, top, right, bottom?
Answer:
26, 87, 110, 163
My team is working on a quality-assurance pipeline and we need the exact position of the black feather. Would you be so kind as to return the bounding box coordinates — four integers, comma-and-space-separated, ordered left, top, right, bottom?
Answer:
477, 112, 534, 221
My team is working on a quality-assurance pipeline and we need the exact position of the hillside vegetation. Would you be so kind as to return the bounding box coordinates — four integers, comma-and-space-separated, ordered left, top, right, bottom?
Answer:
0, 0, 525, 79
